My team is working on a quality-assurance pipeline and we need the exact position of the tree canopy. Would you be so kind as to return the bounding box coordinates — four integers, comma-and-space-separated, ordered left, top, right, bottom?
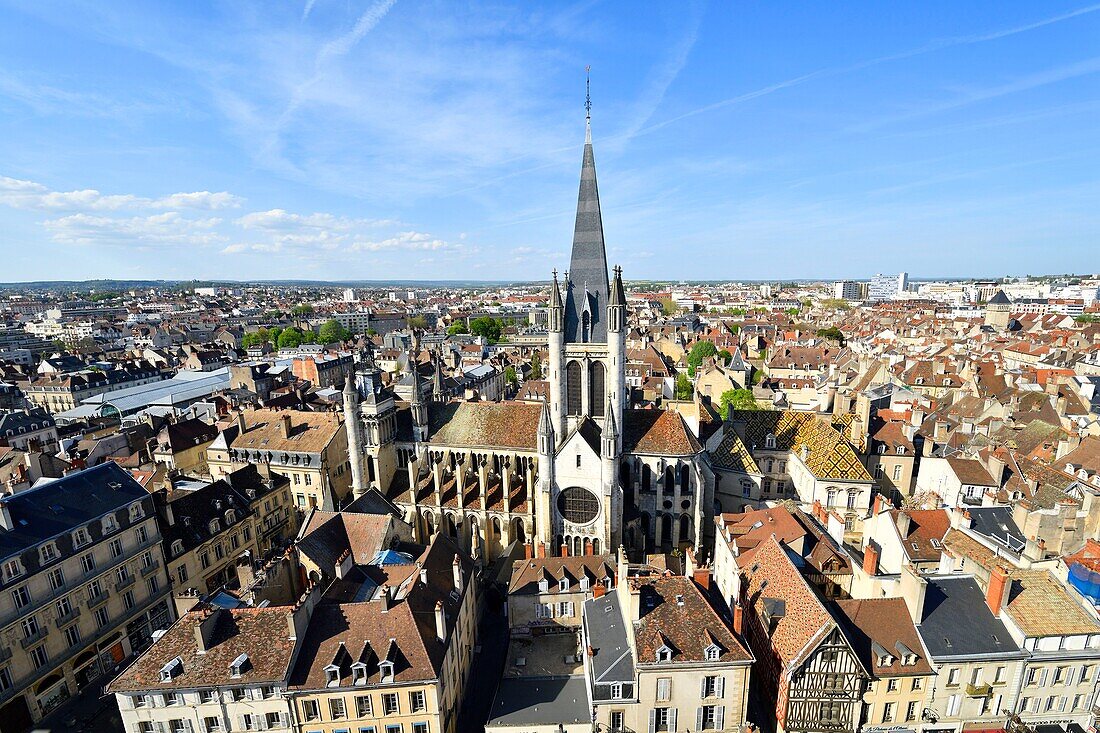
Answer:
674, 372, 693, 400
469, 316, 504, 344
290, 304, 314, 317
446, 322, 469, 335
504, 366, 518, 386
319, 319, 352, 344
719, 388, 762, 418
406, 315, 429, 331
529, 351, 543, 380
686, 341, 718, 376
277, 327, 307, 348
816, 326, 845, 344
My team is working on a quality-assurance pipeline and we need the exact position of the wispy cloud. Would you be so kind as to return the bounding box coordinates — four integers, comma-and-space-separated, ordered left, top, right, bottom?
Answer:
43, 212, 225, 246
0, 177, 242, 211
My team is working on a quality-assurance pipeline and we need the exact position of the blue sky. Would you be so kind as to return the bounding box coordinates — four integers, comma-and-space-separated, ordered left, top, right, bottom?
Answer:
1, 1, 1099, 282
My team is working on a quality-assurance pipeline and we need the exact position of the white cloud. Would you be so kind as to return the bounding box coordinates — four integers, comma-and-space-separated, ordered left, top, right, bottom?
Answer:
348, 230, 455, 252
0, 176, 242, 212
43, 212, 225, 246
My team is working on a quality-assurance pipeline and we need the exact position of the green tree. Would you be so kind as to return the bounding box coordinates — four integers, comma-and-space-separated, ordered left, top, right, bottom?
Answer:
504, 366, 518, 387
718, 349, 732, 364
816, 326, 845, 344
447, 322, 469, 336
686, 341, 718, 376
719, 388, 761, 419
529, 351, 543, 380
290, 304, 314, 317
469, 316, 504, 344
785, 307, 800, 316
407, 315, 429, 331
277, 327, 306, 348
674, 372, 693, 400
319, 319, 351, 344
657, 297, 678, 315
820, 298, 851, 311
241, 329, 270, 349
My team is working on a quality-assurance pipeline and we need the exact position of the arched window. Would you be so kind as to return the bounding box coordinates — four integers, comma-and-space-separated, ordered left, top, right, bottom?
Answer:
581, 311, 591, 343
589, 362, 605, 417
642, 464, 652, 493
566, 361, 582, 415
679, 515, 691, 543
679, 464, 689, 491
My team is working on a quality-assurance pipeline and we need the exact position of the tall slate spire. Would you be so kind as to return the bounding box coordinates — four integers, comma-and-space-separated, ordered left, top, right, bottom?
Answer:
564, 70, 610, 345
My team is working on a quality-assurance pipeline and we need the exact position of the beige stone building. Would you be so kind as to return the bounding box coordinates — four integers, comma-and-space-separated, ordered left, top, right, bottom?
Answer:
206, 409, 353, 512
0, 463, 173, 731
151, 418, 219, 475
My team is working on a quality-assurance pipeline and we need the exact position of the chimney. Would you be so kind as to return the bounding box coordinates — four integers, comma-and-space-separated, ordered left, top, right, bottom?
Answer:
452, 554, 463, 594
561, 543, 570, 558
380, 584, 392, 611
524, 541, 533, 560
537, 541, 546, 559
434, 600, 446, 643
419, 563, 428, 585
895, 510, 911, 539
693, 568, 711, 590
986, 565, 1011, 617
193, 608, 224, 652
236, 410, 247, 435
862, 541, 880, 576
872, 493, 885, 516
584, 538, 593, 556
900, 564, 927, 624
732, 603, 744, 636
280, 413, 292, 439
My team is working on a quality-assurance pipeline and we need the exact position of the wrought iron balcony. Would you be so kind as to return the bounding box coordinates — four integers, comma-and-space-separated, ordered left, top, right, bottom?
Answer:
19, 626, 48, 648
54, 606, 81, 628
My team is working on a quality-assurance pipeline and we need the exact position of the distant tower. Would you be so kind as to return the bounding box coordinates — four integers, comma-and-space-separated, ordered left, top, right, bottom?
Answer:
342, 375, 366, 497
985, 290, 1012, 329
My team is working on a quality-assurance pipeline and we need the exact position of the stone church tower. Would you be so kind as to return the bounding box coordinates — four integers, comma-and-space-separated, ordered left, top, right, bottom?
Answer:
540, 97, 628, 557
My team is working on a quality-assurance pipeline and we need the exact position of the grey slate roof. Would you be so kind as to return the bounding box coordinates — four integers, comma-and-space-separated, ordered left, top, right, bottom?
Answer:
564, 120, 610, 345
583, 591, 635, 684
915, 576, 1025, 660
486, 676, 591, 728
988, 290, 1012, 305
967, 507, 1027, 554
0, 462, 148, 561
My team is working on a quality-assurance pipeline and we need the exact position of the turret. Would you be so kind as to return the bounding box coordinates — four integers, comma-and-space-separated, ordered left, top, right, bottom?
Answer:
410, 359, 428, 442
607, 265, 626, 444
343, 374, 366, 497
535, 401, 555, 553
548, 270, 565, 437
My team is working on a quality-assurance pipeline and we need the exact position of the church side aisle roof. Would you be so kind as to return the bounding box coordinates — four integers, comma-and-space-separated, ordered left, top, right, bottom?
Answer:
425, 401, 543, 451
622, 409, 702, 456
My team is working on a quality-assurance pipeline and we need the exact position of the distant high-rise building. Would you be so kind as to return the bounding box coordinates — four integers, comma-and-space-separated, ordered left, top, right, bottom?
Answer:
342, 287, 356, 302
833, 281, 862, 300
867, 272, 907, 301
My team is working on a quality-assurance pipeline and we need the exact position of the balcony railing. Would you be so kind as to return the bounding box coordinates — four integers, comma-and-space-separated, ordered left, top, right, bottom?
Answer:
140, 561, 160, 578
54, 606, 81, 629
19, 626, 48, 649
115, 574, 136, 592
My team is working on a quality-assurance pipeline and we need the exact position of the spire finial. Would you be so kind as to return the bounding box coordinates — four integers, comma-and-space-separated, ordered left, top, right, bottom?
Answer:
585, 65, 592, 118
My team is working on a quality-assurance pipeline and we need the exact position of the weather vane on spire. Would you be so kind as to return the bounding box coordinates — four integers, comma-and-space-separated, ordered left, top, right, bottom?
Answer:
585, 65, 592, 117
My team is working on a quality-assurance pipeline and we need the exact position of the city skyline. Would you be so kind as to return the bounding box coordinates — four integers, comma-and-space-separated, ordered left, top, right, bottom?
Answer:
2, 1, 1100, 281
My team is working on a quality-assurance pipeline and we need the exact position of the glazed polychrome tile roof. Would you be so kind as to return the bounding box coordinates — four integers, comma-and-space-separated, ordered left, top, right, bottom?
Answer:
729, 410, 873, 482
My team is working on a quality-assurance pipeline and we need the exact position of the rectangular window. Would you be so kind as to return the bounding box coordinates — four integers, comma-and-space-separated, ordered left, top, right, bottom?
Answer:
412, 725, 428, 733
656, 677, 671, 702
947, 668, 960, 686
123, 590, 136, 610
881, 701, 895, 723
95, 606, 110, 628
302, 700, 319, 721
610, 711, 625, 733
81, 552, 96, 574
905, 701, 917, 721
383, 693, 399, 715
48, 567, 65, 590
911, 677, 923, 691
409, 690, 426, 713
204, 717, 222, 732
330, 698, 347, 719
30, 645, 49, 670
654, 708, 671, 732
11, 586, 30, 609
356, 696, 373, 717
64, 625, 81, 647
109, 538, 124, 558
137, 525, 149, 543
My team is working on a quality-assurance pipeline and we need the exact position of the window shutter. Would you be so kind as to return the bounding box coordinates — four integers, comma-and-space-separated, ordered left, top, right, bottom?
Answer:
716, 676, 725, 698
700, 678, 707, 698
281, 712, 290, 728
1066, 668, 1077, 687
648, 709, 656, 733
237, 716, 247, 731
1058, 696, 1067, 712
696, 707, 704, 731
258, 714, 269, 731
669, 707, 678, 731
1039, 669, 1048, 686
716, 705, 725, 730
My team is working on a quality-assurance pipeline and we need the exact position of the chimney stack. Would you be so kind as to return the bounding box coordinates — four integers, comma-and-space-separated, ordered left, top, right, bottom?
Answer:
193, 608, 224, 652
862, 541, 880, 576
537, 541, 546, 559
986, 564, 1011, 617
236, 410, 247, 436
561, 543, 570, 557
900, 564, 927, 624
380, 584, 392, 611
434, 600, 446, 643
732, 603, 744, 636
524, 541, 533, 560
452, 554, 463, 594
693, 568, 711, 590
584, 538, 593, 556
280, 413, 292, 439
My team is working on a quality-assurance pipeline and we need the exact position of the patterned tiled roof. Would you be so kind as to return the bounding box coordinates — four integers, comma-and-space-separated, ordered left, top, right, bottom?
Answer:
711, 430, 759, 473
730, 410, 872, 481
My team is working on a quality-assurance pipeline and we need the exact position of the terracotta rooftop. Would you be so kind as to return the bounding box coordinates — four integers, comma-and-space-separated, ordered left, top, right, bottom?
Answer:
427, 401, 541, 451
632, 575, 752, 665
233, 409, 344, 454
833, 597, 933, 678
622, 409, 702, 456
1006, 569, 1100, 638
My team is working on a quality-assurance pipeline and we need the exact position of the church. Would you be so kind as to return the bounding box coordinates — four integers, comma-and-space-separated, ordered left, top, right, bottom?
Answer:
342, 102, 715, 564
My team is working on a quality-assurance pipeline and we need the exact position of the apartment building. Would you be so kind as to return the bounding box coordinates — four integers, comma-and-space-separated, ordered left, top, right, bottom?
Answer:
109, 604, 300, 733
23, 361, 165, 413
206, 409, 352, 512
151, 418, 220, 474
157, 465, 296, 616
507, 554, 616, 633
0, 463, 173, 732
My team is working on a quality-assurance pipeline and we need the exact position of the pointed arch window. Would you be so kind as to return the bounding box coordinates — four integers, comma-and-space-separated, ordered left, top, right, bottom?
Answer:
566, 362, 582, 415
581, 311, 591, 343
589, 362, 605, 417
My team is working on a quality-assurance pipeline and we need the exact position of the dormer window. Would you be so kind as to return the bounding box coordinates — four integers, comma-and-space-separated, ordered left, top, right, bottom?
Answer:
656, 645, 673, 663
102, 515, 119, 534
580, 577, 590, 592
896, 446, 905, 455
230, 653, 250, 678
130, 503, 145, 521
170, 540, 184, 557
878, 444, 887, 455
324, 664, 340, 687
225, 510, 236, 525
159, 656, 183, 682
2, 558, 24, 581
351, 662, 367, 686
877, 653, 894, 667
705, 644, 721, 662
538, 579, 548, 593
39, 543, 59, 565
765, 433, 776, 449
209, 519, 221, 534
559, 577, 569, 592
379, 661, 394, 683
72, 527, 91, 548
